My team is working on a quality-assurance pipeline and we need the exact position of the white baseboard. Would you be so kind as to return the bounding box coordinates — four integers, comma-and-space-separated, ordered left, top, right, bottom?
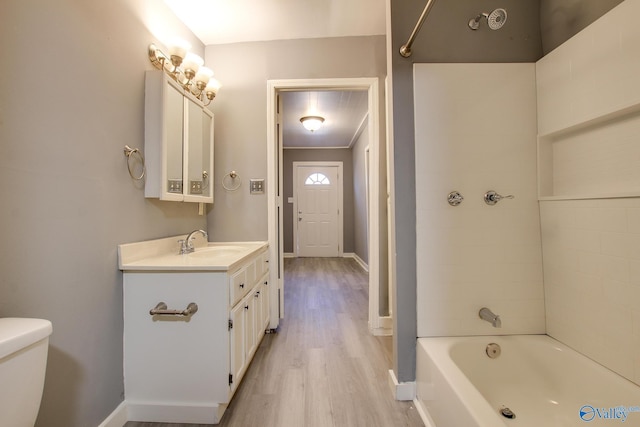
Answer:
97, 402, 128, 427
98, 401, 227, 426
414, 397, 437, 427
388, 369, 416, 401
127, 401, 226, 424
370, 316, 393, 336
347, 253, 369, 272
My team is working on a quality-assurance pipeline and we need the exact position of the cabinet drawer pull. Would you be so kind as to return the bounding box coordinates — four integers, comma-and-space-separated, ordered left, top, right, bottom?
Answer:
240, 283, 245, 289
149, 302, 198, 317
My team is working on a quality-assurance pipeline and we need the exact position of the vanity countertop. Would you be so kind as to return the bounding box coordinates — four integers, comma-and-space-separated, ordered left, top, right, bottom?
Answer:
118, 235, 268, 272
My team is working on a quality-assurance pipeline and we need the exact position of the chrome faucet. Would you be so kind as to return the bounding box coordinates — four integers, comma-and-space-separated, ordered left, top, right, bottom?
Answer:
479, 307, 502, 328
179, 229, 208, 254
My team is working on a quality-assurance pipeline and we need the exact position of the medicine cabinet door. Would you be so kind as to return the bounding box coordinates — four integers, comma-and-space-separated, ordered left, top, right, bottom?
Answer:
163, 80, 184, 200
184, 96, 214, 203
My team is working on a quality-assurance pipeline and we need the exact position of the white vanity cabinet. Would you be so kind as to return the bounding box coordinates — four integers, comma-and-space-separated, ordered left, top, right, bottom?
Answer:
122, 246, 269, 424
144, 70, 214, 203
229, 255, 270, 394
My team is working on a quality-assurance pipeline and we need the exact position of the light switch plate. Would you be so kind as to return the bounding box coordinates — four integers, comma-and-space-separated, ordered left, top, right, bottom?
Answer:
167, 179, 183, 193
190, 180, 203, 194
249, 179, 265, 194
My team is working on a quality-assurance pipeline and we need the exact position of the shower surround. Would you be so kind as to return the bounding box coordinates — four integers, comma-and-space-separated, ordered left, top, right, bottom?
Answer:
414, 63, 544, 337
414, 0, 640, 388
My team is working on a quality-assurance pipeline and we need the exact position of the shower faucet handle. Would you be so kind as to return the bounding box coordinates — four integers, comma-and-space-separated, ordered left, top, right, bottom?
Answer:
484, 191, 514, 205
447, 191, 464, 206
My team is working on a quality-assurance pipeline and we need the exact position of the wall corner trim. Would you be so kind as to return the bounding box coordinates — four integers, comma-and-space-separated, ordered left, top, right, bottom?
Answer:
388, 369, 416, 401
97, 401, 128, 427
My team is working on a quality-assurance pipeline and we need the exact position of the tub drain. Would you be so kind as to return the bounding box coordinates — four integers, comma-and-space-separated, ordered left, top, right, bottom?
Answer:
486, 343, 501, 358
500, 407, 516, 419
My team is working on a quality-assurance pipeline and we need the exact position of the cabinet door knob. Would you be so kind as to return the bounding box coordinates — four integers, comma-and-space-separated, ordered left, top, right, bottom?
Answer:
240, 283, 245, 289
245, 304, 249, 310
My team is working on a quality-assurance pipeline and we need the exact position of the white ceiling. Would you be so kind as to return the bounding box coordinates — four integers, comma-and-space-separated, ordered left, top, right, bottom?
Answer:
281, 90, 369, 148
163, 0, 381, 149
163, 0, 386, 45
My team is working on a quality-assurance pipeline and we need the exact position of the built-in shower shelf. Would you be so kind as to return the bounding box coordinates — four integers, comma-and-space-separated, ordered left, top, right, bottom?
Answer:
537, 100, 640, 200
538, 192, 640, 201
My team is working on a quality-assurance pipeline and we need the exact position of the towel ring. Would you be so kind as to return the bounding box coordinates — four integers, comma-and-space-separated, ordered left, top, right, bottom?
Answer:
124, 145, 145, 181
222, 170, 241, 191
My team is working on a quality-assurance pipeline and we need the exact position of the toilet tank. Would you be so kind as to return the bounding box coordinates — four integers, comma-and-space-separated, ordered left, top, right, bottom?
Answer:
0, 318, 53, 427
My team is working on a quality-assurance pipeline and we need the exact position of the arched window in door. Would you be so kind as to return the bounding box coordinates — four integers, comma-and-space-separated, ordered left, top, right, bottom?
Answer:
304, 172, 330, 185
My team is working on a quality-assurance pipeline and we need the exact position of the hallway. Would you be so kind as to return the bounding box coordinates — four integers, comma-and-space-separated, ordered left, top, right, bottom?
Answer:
127, 257, 423, 427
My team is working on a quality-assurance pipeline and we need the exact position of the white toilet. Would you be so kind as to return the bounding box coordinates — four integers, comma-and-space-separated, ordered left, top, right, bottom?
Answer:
0, 318, 53, 427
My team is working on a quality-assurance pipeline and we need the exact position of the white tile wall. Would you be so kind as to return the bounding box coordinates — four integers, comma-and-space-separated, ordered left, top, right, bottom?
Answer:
536, 0, 640, 386
540, 198, 640, 385
536, 0, 640, 136
414, 64, 545, 337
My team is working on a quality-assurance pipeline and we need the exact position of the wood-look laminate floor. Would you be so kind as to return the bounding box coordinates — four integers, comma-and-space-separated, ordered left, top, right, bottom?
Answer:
125, 257, 423, 427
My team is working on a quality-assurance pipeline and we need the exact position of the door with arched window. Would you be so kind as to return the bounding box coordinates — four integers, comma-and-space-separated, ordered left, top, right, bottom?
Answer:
293, 162, 343, 257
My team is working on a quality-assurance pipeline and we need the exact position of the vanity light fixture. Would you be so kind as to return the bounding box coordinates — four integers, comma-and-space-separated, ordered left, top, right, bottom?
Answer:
148, 40, 221, 105
300, 115, 325, 132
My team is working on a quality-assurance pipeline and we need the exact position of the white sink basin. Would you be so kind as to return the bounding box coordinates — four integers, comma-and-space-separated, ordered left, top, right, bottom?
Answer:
188, 246, 247, 258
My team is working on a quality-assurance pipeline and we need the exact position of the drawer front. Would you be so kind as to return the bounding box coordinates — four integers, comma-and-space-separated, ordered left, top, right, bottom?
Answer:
259, 250, 270, 276
230, 268, 248, 306
246, 260, 257, 288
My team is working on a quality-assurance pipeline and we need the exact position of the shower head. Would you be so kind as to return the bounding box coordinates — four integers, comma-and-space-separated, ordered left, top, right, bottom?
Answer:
468, 8, 508, 31
487, 8, 507, 30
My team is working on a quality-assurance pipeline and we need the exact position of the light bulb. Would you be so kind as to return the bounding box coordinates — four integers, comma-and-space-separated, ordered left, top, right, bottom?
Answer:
168, 38, 191, 62
194, 67, 213, 90
181, 53, 203, 79
205, 78, 221, 98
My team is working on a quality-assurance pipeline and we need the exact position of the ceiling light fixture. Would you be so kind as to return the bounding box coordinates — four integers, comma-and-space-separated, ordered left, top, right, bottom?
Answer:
300, 115, 325, 132
148, 39, 221, 105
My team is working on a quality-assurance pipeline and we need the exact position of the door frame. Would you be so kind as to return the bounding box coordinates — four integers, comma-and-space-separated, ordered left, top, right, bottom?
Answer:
293, 161, 344, 258
267, 77, 383, 333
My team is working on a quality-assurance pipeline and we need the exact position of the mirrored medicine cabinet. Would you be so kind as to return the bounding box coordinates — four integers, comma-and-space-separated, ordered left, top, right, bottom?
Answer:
144, 70, 214, 203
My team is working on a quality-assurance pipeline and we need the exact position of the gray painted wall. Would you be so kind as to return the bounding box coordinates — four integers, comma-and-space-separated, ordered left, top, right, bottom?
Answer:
389, 0, 624, 383
0, 1, 206, 425
282, 149, 355, 254
204, 36, 387, 242
541, 0, 625, 54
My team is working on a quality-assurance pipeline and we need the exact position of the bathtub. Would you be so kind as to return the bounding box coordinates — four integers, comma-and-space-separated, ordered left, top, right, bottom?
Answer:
415, 335, 640, 427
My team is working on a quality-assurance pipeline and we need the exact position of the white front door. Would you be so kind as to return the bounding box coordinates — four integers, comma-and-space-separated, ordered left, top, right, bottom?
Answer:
295, 163, 342, 257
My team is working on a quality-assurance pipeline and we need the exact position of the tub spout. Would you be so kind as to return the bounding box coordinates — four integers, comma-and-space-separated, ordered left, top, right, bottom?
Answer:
479, 307, 501, 328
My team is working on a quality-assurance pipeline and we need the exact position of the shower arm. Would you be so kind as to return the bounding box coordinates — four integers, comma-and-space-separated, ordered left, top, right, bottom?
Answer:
399, 0, 437, 58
